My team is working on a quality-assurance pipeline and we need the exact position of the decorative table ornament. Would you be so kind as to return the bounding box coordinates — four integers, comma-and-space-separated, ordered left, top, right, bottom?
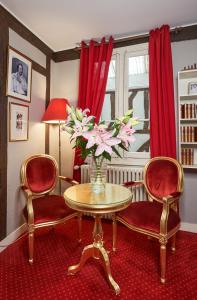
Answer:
89, 155, 107, 193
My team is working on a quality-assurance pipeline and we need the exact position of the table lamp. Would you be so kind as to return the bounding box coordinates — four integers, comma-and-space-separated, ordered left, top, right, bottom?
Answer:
42, 98, 69, 194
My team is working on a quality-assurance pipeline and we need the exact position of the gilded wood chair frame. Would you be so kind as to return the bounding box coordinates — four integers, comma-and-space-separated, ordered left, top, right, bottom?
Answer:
21, 154, 82, 264
113, 156, 184, 283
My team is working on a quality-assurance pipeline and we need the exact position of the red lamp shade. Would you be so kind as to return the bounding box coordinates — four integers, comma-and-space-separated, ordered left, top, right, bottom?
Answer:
42, 98, 69, 124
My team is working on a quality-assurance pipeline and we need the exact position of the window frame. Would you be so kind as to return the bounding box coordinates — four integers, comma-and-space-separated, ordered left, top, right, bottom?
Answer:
104, 43, 150, 166
102, 53, 120, 122
123, 44, 150, 164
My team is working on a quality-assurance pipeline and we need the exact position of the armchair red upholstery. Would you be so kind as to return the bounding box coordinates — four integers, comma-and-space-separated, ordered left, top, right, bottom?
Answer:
113, 157, 183, 284
25, 156, 57, 193
21, 154, 82, 264
119, 201, 180, 233
145, 159, 180, 199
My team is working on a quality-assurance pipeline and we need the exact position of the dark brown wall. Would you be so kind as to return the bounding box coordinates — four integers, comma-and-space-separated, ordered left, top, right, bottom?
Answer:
0, 14, 9, 239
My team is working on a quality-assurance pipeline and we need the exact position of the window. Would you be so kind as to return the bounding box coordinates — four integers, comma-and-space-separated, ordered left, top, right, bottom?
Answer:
101, 57, 117, 122
101, 44, 150, 165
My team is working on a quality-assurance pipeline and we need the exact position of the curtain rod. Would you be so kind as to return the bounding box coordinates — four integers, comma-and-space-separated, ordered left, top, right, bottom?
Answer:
73, 26, 182, 51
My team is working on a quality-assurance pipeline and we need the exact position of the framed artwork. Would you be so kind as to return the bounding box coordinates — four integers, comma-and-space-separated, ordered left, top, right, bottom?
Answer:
188, 82, 197, 95
7, 46, 32, 102
9, 102, 29, 142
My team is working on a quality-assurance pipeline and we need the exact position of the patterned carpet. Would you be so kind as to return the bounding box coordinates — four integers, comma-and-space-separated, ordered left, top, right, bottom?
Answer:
0, 218, 197, 300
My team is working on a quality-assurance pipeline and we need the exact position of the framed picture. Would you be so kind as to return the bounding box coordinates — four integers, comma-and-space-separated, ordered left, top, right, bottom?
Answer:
9, 102, 29, 141
188, 82, 197, 95
7, 46, 32, 102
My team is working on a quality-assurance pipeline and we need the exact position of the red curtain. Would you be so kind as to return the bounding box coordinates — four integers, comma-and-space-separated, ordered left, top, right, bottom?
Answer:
73, 36, 114, 181
149, 25, 176, 159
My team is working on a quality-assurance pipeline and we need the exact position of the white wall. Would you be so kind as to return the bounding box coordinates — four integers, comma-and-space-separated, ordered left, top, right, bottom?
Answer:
9, 29, 46, 68
7, 30, 47, 234
50, 40, 197, 225
50, 60, 79, 192
172, 40, 197, 224
51, 60, 79, 106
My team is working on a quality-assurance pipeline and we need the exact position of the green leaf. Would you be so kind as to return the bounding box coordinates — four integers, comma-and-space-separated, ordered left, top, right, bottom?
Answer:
88, 124, 94, 130
102, 152, 111, 161
98, 120, 105, 125
119, 143, 128, 151
125, 109, 133, 116
76, 108, 83, 120
112, 146, 122, 158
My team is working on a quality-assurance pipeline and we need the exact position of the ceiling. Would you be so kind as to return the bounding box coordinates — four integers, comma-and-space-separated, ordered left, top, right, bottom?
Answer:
1, 0, 197, 51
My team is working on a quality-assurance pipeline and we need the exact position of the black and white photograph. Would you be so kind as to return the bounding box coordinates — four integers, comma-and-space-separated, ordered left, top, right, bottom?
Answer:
188, 81, 197, 95
9, 102, 29, 141
7, 47, 32, 102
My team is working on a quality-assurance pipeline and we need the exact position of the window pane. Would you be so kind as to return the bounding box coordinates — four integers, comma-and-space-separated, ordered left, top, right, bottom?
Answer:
128, 55, 149, 87
129, 133, 150, 152
128, 88, 149, 119
106, 59, 116, 90
129, 120, 150, 152
134, 120, 149, 131
101, 59, 116, 121
127, 54, 149, 153
101, 92, 115, 121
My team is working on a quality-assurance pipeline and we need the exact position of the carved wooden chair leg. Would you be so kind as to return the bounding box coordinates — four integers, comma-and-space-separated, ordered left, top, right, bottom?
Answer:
112, 214, 117, 252
28, 227, 34, 264
160, 239, 167, 284
78, 213, 82, 242
171, 234, 176, 252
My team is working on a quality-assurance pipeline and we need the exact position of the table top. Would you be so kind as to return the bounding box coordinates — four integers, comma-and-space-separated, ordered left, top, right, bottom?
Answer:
64, 183, 132, 214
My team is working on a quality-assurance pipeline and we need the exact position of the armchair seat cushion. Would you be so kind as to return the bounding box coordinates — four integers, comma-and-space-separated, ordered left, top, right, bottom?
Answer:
23, 195, 73, 224
117, 201, 180, 233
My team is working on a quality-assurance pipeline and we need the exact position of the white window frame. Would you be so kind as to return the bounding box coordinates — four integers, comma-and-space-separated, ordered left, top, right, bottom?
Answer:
109, 43, 150, 166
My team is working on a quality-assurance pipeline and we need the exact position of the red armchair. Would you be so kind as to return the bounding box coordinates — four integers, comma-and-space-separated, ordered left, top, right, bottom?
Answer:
21, 154, 82, 264
113, 156, 183, 283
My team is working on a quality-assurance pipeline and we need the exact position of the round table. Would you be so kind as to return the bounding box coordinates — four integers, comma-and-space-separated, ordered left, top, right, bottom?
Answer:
64, 183, 132, 295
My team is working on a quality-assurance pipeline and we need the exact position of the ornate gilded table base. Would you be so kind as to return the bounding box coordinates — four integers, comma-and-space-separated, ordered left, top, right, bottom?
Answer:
68, 215, 120, 295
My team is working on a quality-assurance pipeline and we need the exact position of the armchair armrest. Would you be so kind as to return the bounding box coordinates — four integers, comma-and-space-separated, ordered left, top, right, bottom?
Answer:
123, 180, 144, 188
21, 184, 33, 197
159, 191, 182, 235
20, 184, 34, 225
59, 176, 79, 186
162, 192, 182, 204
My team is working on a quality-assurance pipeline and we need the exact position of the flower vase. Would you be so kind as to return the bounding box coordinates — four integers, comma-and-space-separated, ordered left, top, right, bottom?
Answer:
89, 156, 107, 193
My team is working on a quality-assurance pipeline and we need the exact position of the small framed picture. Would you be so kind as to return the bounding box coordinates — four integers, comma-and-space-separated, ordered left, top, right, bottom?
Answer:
188, 82, 197, 95
9, 102, 29, 141
7, 46, 32, 102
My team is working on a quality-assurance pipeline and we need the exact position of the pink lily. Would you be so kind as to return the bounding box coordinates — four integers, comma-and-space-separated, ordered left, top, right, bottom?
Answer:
95, 131, 121, 156
71, 120, 85, 139
83, 126, 103, 148
71, 115, 94, 139
117, 124, 136, 147
83, 125, 121, 155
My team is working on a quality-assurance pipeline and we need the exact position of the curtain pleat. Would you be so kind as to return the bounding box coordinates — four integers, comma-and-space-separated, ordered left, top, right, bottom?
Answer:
149, 25, 176, 158
73, 37, 113, 181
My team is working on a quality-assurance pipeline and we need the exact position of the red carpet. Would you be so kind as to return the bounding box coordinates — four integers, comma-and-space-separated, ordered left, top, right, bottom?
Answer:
0, 218, 197, 300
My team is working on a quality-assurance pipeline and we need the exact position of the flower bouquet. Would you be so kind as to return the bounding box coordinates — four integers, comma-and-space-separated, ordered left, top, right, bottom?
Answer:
63, 106, 138, 192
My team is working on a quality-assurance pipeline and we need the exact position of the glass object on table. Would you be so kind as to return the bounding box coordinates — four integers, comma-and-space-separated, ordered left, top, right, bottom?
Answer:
89, 155, 107, 193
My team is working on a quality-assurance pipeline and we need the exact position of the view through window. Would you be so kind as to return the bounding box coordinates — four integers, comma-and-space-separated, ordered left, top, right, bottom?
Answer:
101, 44, 150, 165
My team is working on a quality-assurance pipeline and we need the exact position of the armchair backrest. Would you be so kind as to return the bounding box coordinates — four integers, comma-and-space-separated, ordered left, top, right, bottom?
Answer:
21, 154, 58, 195
144, 157, 183, 200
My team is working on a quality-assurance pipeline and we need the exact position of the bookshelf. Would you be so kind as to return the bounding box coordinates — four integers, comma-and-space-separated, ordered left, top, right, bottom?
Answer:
178, 69, 197, 169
